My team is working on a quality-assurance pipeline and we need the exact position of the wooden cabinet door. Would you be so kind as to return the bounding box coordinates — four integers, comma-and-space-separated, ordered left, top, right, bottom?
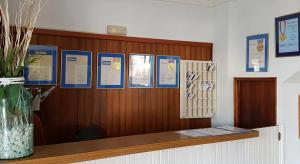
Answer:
234, 78, 276, 129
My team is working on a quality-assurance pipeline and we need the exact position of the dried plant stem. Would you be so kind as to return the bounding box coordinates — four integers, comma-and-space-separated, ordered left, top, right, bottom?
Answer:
0, 0, 11, 60
0, 0, 46, 77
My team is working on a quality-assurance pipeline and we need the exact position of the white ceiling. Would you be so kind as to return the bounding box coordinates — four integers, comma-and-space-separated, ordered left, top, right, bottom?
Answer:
156, 0, 234, 7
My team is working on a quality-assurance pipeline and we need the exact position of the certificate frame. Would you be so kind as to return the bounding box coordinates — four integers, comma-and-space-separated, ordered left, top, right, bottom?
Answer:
24, 45, 57, 85
246, 34, 269, 72
97, 53, 125, 89
128, 54, 155, 88
275, 12, 300, 57
156, 55, 180, 88
61, 50, 92, 88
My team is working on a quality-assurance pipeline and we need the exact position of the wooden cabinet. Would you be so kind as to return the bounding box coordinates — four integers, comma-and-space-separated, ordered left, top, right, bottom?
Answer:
234, 78, 277, 129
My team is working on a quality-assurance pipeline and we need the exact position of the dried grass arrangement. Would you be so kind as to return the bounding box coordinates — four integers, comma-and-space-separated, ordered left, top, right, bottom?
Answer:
0, 0, 45, 77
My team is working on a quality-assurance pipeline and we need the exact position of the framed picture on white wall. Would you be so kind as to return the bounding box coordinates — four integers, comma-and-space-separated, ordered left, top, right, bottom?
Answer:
246, 34, 269, 72
275, 12, 300, 57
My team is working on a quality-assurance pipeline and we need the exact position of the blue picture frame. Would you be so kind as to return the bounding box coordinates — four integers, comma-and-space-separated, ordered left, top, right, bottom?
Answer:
97, 53, 125, 89
275, 12, 300, 57
246, 34, 269, 72
61, 50, 92, 88
24, 45, 57, 85
156, 56, 180, 88
128, 54, 155, 88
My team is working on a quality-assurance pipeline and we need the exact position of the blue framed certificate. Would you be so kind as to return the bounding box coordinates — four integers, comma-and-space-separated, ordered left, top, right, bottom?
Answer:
275, 12, 300, 57
97, 53, 125, 89
61, 50, 92, 88
246, 34, 269, 72
128, 54, 155, 88
24, 45, 57, 85
156, 56, 180, 88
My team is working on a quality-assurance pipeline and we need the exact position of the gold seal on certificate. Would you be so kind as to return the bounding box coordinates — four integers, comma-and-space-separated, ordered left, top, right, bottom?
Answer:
256, 39, 264, 53
113, 58, 121, 71
168, 62, 175, 71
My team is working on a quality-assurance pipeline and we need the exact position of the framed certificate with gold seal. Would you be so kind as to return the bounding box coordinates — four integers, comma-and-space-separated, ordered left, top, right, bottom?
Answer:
275, 12, 300, 57
97, 53, 125, 89
246, 34, 269, 72
156, 55, 180, 88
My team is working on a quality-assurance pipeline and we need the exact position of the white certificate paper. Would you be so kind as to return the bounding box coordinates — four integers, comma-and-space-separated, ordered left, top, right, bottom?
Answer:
65, 55, 88, 84
248, 38, 266, 68
159, 59, 177, 85
100, 57, 121, 85
28, 54, 53, 81
279, 18, 299, 53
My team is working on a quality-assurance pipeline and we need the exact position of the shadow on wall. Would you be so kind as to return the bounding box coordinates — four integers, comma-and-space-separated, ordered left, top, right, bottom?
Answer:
284, 70, 300, 83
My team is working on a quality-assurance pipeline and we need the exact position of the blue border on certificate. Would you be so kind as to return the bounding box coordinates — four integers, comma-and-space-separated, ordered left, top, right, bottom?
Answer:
61, 50, 92, 88
24, 45, 57, 85
156, 56, 180, 88
246, 34, 269, 72
275, 12, 300, 57
128, 54, 155, 88
97, 53, 125, 89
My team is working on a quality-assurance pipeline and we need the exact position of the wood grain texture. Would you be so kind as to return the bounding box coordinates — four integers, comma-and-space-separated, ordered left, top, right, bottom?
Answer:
31, 29, 213, 144
2, 130, 259, 164
234, 77, 277, 129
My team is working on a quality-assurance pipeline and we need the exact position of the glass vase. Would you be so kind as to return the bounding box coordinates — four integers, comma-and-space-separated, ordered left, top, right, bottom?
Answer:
0, 84, 33, 159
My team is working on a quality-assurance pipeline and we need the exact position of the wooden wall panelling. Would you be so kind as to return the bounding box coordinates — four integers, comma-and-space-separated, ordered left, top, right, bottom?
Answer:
162, 44, 169, 131
174, 45, 181, 130
125, 42, 132, 136
150, 43, 158, 133
119, 41, 127, 136
31, 29, 213, 144
168, 45, 175, 131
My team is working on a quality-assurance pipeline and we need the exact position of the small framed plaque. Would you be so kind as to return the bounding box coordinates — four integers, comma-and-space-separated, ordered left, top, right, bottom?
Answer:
97, 53, 125, 89
61, 50, 92, 88
156, 55, 180, 88
246, 34, 269, 72
128, 54, 155, 88
24, 45, 57, 85
275, 12, 300, 57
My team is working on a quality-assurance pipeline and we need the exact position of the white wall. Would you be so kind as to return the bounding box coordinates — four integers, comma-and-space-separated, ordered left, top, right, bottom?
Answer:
33, 0, 215, 42
213, 0, 300, 163
212, 3, 231, 127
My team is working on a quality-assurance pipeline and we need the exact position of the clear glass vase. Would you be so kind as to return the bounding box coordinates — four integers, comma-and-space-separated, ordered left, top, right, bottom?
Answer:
0, 84, 33, 159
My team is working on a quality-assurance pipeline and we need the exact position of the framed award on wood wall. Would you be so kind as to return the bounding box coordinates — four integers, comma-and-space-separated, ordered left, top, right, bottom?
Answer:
128, 54, 155, 88
275, 12, 300, 57
61, 50, 92, 88
97, 53, 125, 89
24, 45, 57, 85
156, 55, 180, 88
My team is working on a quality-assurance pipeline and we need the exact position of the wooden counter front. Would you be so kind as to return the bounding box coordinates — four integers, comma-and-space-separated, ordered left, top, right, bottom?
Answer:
2, 129, 258, 164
